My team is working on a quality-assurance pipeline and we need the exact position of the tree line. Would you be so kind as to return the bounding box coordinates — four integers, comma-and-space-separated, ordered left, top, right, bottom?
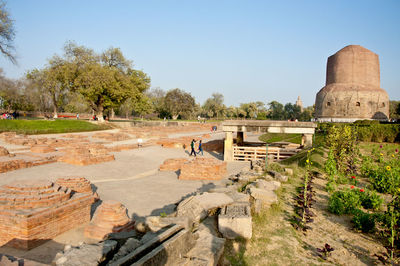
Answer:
0, 2, 398, 122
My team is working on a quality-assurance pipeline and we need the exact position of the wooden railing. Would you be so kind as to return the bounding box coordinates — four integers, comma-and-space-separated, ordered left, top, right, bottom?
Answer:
233, 145, 300, 162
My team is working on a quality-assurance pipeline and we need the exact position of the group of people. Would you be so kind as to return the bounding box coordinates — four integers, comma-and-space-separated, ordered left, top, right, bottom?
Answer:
189, 139, 203, 157
1, 111, 18, 120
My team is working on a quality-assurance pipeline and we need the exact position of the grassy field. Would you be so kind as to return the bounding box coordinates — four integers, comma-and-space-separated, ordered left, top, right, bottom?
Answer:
258, 133, 302, 144
0, 119, 110, 135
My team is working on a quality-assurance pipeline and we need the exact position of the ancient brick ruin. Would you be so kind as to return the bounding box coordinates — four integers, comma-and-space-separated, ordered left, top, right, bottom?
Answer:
159, 158, 189, 171
0, 179, 95, 249
84, 200, 135, 241
315, 45, 390, 122
179, 158, 227, 180
58, 143, 115, 166
55, 177, 93, 194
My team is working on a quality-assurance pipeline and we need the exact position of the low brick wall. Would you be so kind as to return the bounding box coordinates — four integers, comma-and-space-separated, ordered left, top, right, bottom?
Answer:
179, 158, 227, 181
159, 158, 189, 171
0, 180, 94, 249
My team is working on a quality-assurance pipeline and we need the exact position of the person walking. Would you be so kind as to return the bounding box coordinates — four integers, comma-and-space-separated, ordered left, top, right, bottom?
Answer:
197, 140, 203, 155
190, 139, 196, 157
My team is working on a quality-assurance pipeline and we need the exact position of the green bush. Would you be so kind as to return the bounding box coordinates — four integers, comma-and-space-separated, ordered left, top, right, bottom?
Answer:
328, 189, 361, 215
352, 209, 376, 233
356, 124, 399, 143
326, 181, 337, 193
360, 190, 383, 211
357, 127, 373, 142
368, 164, 400, 194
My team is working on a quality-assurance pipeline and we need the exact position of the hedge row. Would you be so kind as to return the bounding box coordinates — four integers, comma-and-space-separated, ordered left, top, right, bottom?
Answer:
317, 122, 400, 143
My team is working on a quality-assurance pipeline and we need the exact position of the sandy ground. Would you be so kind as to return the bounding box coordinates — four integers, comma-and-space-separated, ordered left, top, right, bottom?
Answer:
0, 128, 250, 264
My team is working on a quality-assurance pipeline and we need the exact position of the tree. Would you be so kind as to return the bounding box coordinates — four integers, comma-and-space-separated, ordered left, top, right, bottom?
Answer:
0, 1, 16, 64
147, 87, 167, 117
202, 93, 226, 119
267, 101, 285, 120
164, 88, 195, 120
240, 102, 258, 118
27, 42, 150, 122
101, 47, 132, 72
0, 69, 32, 112
389, 100, 400, 120
284, 103, 301, 120
26, 57, 70, 118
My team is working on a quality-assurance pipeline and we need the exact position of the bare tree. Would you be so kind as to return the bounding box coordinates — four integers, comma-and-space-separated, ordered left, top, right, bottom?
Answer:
0, 1, 16, 64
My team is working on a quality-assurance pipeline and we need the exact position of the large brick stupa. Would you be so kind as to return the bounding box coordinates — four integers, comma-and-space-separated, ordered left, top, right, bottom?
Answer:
315, 45, 389, 122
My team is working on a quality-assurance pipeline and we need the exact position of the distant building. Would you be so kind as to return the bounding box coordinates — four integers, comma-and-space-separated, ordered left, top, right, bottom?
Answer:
295, 96, 303, 112
315, 45, 389, 122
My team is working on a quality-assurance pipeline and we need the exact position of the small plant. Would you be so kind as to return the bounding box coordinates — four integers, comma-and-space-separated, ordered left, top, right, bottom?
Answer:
160, 212, 167, 217
360, 190, 383, 211
328, 189, 361, 215
352, 209, 376, 233
292, 149, 315, 232
316, 243, 334, 260
325, 181, 337, 193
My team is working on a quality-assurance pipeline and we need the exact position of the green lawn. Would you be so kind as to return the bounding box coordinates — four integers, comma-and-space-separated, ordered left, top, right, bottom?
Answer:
0, 119, 110, 135
258, 133, 302, 144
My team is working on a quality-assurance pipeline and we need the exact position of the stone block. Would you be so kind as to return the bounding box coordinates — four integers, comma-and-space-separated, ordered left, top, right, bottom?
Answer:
84, 200, 135, 241
218, 203, 252, 239
284, 168, 294, 176
176, 193, 233, 225
268, 170, 288, 182
255, 179, 281, 191
110, 225, 195, 266
145, 216, 191, 232
0, 180, 94, 249
184, 227, 226, 266
54, 240, 118, 266
249, 187, 278, 211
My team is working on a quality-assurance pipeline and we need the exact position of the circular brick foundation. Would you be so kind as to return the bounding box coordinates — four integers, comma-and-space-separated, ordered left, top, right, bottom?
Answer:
0, 180, 71, 210
56, 177, 93, 194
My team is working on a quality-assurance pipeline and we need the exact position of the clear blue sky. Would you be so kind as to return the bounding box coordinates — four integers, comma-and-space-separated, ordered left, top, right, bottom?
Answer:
1, 0, 399, 107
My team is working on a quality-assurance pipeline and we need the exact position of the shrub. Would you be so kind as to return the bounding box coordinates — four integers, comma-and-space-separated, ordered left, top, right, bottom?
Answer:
352, 209, 376, 233
328, 189, 361, 215
326, 181, 337, 193
357, 126, 373, 142
368, 164, 400, 194
360, 190, 384, 211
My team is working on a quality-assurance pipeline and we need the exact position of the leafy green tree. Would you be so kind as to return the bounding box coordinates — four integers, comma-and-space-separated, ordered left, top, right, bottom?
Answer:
267, 101, 285, 120
240, 102, 258, 118
225, 106, 237, 118
26, 42, 150, 122
202, 93, 226, 119
26, 58, 70, 118
299, 106, 314, 121
284, 103, 301, 120
164, 88, 195, 120
389, 100, 400, 120
0, 1, 16, 63
0, 69, 33, 111
147, 87, 168, 118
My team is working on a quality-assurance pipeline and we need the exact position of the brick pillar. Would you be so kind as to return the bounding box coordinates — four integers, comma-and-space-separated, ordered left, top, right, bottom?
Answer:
224, 132, 233, 161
